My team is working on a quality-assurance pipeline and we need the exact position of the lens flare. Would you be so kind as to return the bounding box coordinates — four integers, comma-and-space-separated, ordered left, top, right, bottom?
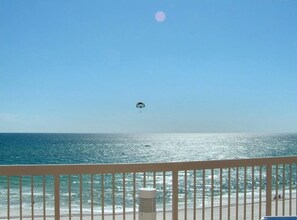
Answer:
155, 11, 166, 22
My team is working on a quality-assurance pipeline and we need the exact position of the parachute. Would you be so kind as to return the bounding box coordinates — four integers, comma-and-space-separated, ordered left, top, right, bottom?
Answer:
136, 102, 145, 113
136, 102, 145, 109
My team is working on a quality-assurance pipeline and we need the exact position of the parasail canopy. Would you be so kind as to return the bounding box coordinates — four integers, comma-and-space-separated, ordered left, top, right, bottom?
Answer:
136, 102, 145, 109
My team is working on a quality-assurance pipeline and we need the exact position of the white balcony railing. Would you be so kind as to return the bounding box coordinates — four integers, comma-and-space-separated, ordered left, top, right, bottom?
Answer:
0, 156, 297, 220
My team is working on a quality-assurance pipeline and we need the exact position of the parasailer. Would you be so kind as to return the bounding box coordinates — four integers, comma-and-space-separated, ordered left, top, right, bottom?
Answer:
136, 102, 145, 112
136, 102, 145, 109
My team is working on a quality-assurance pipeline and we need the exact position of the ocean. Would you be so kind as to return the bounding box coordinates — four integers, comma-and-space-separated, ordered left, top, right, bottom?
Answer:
1, 133, 297, 165
1, 133, 297, 217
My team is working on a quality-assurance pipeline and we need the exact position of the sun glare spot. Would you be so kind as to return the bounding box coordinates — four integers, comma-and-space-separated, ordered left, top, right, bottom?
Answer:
155, 11, 166, 22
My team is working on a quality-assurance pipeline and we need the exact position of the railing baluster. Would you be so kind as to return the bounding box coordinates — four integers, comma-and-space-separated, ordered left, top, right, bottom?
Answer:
276, 165, 279, 216
228, 168, 231, 220
251, 166, 254, 220
184, 170, 187, 220
123, 173, 126, 220
91, 174, 94, 220
31, 175, 34, 220
244, 167, 247, 220
112, 174, 115, 220
211, 169, 214, 220
68, 175, 72, 220
43, 176, 46, 219
282, 164, 285, 215
7, 176, 10, 220
251, 167, 254, 220
219, 168, 222, 220
20, 176, 22, 220
266, 164, 272, 216
202, 169, 205, 220
193, 170, 196, 220
289, 164, 292, 215
295, 163, 297, 215
163, 171, 166, 220
133, 173, 136, 220
80, 174, 83, 220
172, 170, 178, 220
259, 166, 262, 219
54, 174, 60, 220
236, 167, 239, 220
101, 174, 105, 220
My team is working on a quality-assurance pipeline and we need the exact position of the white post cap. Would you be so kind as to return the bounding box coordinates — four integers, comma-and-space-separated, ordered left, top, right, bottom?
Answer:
139, 188, 157, 198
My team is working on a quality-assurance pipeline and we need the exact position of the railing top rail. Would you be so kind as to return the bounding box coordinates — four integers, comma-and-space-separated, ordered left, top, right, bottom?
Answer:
0, 155, 297, 176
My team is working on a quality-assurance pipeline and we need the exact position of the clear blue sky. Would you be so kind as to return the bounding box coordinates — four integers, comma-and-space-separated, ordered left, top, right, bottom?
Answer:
0, 0, 296, 133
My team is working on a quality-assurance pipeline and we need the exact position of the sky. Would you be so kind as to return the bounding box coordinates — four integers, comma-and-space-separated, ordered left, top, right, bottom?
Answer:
0, 0, 297, 133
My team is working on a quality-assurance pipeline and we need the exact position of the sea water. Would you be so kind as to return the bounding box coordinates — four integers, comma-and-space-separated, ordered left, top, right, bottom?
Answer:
0, 133, 297, 216
1, 133, 297, 165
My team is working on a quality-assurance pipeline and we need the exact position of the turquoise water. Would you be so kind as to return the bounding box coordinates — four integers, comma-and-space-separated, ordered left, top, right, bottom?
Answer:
1, 133, 297, 216
1, 133, 297, 165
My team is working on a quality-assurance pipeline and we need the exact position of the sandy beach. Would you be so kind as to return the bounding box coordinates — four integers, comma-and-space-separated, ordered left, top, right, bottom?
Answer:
4, 198, 296, 220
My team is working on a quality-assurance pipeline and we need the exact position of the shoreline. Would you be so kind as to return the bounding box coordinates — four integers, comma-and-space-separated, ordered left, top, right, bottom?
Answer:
2, 198, 296, 220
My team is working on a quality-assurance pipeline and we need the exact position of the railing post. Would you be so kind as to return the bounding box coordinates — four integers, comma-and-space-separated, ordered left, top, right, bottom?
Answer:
266, 165, 272, 216
172, 170, 178, 220
54, 175, 60, 220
